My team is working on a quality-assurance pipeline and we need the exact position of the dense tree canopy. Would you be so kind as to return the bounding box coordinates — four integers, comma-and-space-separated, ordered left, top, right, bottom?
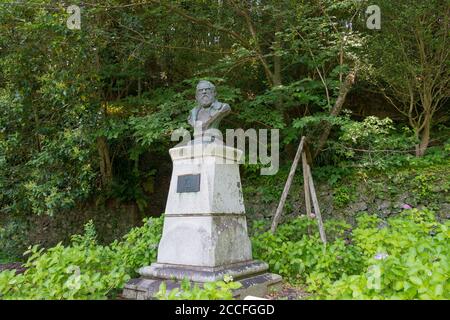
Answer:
0, 0, 448, 217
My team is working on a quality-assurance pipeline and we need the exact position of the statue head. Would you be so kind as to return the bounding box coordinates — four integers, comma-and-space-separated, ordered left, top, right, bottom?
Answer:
195, 80, 216, 108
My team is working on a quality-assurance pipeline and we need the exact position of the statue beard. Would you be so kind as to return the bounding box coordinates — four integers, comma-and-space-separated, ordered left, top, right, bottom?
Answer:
198, 94, 214, 108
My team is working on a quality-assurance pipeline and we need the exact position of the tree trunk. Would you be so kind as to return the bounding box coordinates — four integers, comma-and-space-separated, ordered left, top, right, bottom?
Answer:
97, 136, 113, 188
273, 21, 282, 87
416, 114, 431, 157
313, 70, 356, 159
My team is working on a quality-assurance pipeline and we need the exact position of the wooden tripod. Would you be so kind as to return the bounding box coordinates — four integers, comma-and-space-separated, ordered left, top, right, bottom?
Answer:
271, 137, 327, 244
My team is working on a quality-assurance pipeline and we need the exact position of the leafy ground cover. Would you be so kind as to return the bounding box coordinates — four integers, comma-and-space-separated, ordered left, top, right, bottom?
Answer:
1, 207, 447, 300
0, 217, 163, 299
252, 209, 449, 300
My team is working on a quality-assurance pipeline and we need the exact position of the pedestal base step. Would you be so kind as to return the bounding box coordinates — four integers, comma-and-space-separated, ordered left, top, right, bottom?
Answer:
139, 260, 269, 283
121, 272, 282, 300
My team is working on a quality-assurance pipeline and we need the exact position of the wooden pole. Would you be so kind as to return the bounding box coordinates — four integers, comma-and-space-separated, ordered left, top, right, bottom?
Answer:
271, 136, 306, 233
302, 151, 312, 218
306, 164, 327, 244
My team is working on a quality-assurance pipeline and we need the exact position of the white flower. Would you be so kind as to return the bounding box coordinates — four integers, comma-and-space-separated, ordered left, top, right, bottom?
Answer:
374, 253, 389, 260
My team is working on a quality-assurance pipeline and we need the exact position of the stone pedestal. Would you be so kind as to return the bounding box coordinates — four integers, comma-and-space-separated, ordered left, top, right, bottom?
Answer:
122, 142, 282, 299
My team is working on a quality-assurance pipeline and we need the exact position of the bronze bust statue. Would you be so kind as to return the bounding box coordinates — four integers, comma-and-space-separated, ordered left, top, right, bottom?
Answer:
188, 81, 231, 136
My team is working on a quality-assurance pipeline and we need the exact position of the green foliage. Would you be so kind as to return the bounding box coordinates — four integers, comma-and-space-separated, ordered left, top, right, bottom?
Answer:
1, 209, 448, 300
333, 116, 418, 170
0, 0, 366, 217
315, 117, 450, 173
242, 167, 289, 205
339, 116, 417, 155
0, 253, 12, 264
312, 165, 353, 186
0, 217, 30, 260
411, 174, 435, 203
0, 216, 163, 299
363, 157, 448, 209
0, 0, 448, 301
362, 0, 449, 151
340, 116, 396, 145
0, 106, 97, 216
0, 240, 128, 300
323, 210, 449, 299
333, 185, 357, 208
155, 277, 242, 300
252, 217, 364, 286
252, 209, 449, 300
0, 1, 102, 216
1, 0, 444, 219
23, 130, 96, 216
111, 216, 164, 274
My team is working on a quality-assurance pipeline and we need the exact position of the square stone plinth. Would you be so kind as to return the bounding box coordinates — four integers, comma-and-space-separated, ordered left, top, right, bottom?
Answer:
156, 215, 253, 267
165, 143, 245, 215
121, 142, 284, 300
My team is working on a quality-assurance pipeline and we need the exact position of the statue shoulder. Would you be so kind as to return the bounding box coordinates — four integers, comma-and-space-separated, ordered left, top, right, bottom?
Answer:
188, 107, 199, 125
212, 101, 231, 112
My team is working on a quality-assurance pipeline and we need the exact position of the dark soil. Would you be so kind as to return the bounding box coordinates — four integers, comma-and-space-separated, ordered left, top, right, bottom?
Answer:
266, 283, 312, 300
0, 263, 27, 274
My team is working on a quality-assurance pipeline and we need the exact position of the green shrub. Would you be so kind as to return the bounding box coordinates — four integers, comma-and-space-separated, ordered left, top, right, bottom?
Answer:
335, 116, 418, 170
0, 218, 30, 261
1, 208, 447, 300
252, 217, 364, 287
322, 209, 449, 299
111, 216, 163, 275
0, 216, 163, 300
333, 185, 357, 208
252, 210, 449, 300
